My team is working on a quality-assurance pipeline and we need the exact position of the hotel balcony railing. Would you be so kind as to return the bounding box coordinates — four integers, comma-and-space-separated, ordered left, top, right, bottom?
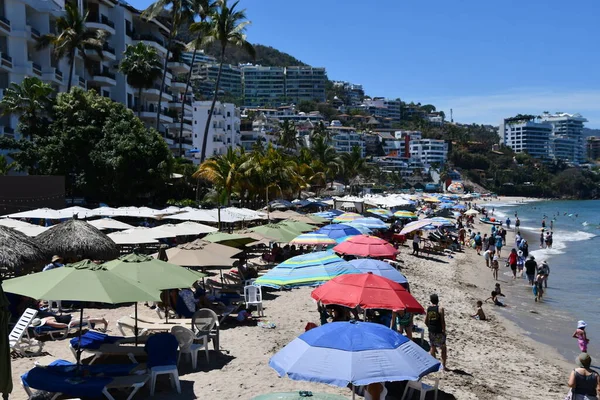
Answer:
87, 13, 115, 29
31, 27, 40, 38
0, 16, 10, 31
133, 34, 165, 47
32, 62, 42, 75
79, 76, 86, 87
102, 43, 115, 54
94, 68, 115, 80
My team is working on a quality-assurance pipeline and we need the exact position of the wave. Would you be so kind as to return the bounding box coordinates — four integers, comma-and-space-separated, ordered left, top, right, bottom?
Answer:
527, 229, 596, 262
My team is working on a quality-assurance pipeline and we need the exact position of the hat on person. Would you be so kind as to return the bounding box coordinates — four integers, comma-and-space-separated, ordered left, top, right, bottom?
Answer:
577, 320, 587, 329
31, 318, 45, 327
51, 255, 63, 263
576, 353, 592, 368
517, 250, 523, 256
542, 260, 548, 266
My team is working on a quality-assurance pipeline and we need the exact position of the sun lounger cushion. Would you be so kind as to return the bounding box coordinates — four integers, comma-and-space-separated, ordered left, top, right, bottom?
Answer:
70, 331, 121, 350
22, 360, 142, 398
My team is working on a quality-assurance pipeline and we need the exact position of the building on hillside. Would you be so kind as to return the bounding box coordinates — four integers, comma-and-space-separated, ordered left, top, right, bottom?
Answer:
181, 50, 216, 67
427, 113, 444, 126
241, 106, 324, 123
239, 112, 278, 151
284, 66, 326, 103
410, 138, 448, 166
499, 117, 552, 160
241, 65, 285, 107
192, 101, 240, 159
192, 62, 242, 99
586, 136, 600, 161
327, 126, 365, 157
332, 81, 364, 105
539, 112, 588, 164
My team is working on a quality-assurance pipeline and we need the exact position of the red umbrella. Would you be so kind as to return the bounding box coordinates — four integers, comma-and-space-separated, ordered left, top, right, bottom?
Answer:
311, 272, 424, 313
333, 235, 398, 259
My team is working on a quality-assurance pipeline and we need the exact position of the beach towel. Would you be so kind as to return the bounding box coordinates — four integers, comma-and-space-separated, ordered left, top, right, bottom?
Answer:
69, 331, 121, 350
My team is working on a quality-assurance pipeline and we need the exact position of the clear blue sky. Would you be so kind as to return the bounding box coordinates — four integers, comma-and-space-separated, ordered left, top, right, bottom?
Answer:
130, 0, 600, 127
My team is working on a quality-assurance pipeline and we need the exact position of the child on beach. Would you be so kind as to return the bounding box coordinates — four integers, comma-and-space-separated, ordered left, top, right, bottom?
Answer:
573, 320, 590, 353
491, 255, 500, 280
485, 291, 505, 307
494, 283, 506, 298
472, 300, 486, 320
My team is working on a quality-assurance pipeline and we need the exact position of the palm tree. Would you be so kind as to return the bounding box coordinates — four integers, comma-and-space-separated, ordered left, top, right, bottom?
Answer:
36, 3, 106, 91
143, 0, 195, 131
310, 134, 340, 188
278, 120, 298, 153
193, 146, 243, 206
118, 43, 163, 117
341, 145, 368, 192
192, 0, 255, 162
0, 77, 53, 137
0, 155, 15, 175
178, 0, 216, 157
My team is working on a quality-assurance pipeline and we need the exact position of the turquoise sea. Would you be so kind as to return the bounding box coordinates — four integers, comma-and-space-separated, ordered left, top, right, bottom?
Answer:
486, 200, 600, 363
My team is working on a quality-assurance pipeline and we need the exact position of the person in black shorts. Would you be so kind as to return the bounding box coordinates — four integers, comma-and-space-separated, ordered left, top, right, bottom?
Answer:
425, 293, 447, 370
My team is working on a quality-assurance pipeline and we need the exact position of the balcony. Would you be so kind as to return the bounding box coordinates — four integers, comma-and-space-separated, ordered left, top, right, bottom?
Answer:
86, 13, 116, 35
0, 52, 12, 71
42, 67, 63, 85
138, 107, 174, 124
29, 61, 42, 76
0, 16, 10, 34
29, 26, 41, 41
142, 84, 172, 101
167, 59, 190, 74
168, 100, 193, 114
90, 67, 116, 86
132, 34, 167, 55
77, 75, 87, 89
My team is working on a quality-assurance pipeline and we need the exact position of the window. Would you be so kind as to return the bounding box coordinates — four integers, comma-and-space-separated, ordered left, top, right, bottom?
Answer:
194, 107, 197, 112
227, 111, 231, 117
194, 121, 197, 124
227, 125, 231, 130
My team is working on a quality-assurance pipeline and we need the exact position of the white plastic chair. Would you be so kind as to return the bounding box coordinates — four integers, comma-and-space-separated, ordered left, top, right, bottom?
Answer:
192, 309, 220, 351
401, 377, 439, 400
244, 285, 263, 316
170, 326, 209, 369
9, 308, 44, 357
149, 365, 181, 396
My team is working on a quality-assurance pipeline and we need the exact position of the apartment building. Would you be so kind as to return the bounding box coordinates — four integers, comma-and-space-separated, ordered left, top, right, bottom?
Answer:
327, 125, 365, 157
586, 136, 600, 161
192, 62, 242, 99
539, 112, 588, 164
192, 100, 240, 159
499, 117, 552, 160
332, 80, 364, 105
181, 50, 215, 67
284, 66, 326, 103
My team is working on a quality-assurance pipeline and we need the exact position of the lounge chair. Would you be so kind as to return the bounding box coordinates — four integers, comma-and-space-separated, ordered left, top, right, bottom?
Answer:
116, 316, 186, 336
69, 331, 148, 364
21, 359, 149, 400
9, 308, 44, 357
32, 318, 90, 341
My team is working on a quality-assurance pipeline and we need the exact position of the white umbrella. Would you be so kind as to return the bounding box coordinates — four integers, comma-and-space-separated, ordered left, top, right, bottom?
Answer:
166, 210, 219, 223
57, 206, 92, 219
149, 222, 217, 237
0, 218, 39, 229
464, 209, 479, 216
88, 218, 135, 231
108, 229, 161, 244
4, 208, 63, 219
13, 225, 49, 237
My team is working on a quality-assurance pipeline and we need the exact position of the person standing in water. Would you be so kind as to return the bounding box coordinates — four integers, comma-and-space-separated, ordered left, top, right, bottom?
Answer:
573, 321, 590, 353
540, 230, 545, 248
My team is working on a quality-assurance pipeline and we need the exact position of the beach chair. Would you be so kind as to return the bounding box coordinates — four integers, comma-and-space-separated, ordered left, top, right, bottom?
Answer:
9, 308, 44, 357
401, 377, 439, 400
171, 326, 209, 368
116, 316, 184, 336
131, 315, 193, 325
33, 318, 90, 341
69, 331, 148, 364
243, 285, 264, 317
192, 308, 220, 352
145, 333, 181, 396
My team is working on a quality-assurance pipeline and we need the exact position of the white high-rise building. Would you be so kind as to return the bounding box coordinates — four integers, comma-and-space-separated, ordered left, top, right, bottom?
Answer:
192, 101, 240, 160
499, 117, 552, 160
539, 112, 588, 164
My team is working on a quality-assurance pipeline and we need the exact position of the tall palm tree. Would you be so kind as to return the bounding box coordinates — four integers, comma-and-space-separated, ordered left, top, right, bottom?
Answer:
143, 0, 194, 132
179, 0, 216, 157
278, 120, 298, 153
36, 3, 106, 91
193, 146, 243, 206
341, 145, 368, 192
118, 43, 163, 117
191, 0, 255, 162
310, 134, 340, 188
0, 77, 53, 137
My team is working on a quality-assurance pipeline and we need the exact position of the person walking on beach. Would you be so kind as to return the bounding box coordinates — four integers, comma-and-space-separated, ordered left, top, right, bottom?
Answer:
517, 250, 525, 277
412, 232, 421, 256
495, 234, 504, 258
482, 233, 489, 252
483, 248, 495, 268
508, 248, 518, 279
567, 353, 599, 400
474, 232, 482, 255
500, 227, 507, 246
515, 231, 522, 248
539, 260, 550, 288
520, 239, 529, 258
425, 293, 447, 370
506, 217, 511, 229
491, 255, 500, 280
546, 232, 553, 249
540, 230, 545, 248
542, 218, 546, 229
525, 255, 538, 285
515, 217, 520, 230
573, 321, 590, 353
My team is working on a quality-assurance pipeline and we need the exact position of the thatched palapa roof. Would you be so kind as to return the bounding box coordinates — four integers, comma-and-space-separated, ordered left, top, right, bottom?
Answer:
35, 219, 119, 261
0, 225, 46, 277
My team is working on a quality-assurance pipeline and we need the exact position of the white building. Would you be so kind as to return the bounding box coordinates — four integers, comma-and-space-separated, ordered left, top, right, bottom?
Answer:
327, 126, 365, 157
539, 112, 588, 164
410, 138, 448, 166
499, 117, 552, 160
192, 101, 240, 159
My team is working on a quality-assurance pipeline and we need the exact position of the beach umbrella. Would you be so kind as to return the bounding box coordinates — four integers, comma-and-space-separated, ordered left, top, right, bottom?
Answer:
203, 232, 258, 248
399, 220, 436, 235
249, 224, 300, 243
108, 230, 160, 245
393, 210, 417, 219
284, 215, 327, 225
0, 226, 46, 277
348, 259, 408, 284
147, 222, 217, 237
270, 321, 441, 392
35, 219, 119, 261
290, 233, 337, 246
268, 210, 304, 220
312, 212, 335, 221
348, 217, 388, 230
429, 217, 455, 227
253, 251, 359, 289
3, 207, 63, 219
305, 214, 330, 224
87, 218, 134, 231
464, 209, 479, 216
423, 197, 441, 203
367, 208, 393, 218
452, 204, 466, 210
333, 235, 398, 259
344, 224, 372, 235
314, 224, 362, 240
437, 203, 454, 209
332, 212, 361, 223
334, 235, 353, 244
161, 239, 242, 268
311, 273, 422, 312
278, 220, 316, 233
0, 282, 12, 398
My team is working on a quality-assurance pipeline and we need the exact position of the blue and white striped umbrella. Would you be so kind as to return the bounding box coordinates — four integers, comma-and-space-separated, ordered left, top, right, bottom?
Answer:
315, 224, 362, 239
343, 223, 372, 235
270, 321, 441, 388
348, 259, 408, 284
349, 217, 388, 230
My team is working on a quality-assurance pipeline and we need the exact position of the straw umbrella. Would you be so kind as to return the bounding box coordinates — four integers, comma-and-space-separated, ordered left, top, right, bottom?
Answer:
0, 226, 46, 277
35, 219, 119, 261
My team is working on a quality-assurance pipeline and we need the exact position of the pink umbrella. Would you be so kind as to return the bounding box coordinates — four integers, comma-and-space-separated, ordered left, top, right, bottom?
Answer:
333, 235, 398, 259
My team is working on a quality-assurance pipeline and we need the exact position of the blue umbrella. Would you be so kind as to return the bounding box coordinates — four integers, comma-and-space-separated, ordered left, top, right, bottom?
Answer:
349, 218, 388, 230
452, 204, 466, 210
270, 321, 441, 390
315, 224, 362, 239
312, 212, 335, 220
438, 203, 454, 209
344, 223, 372, 235
348, 259, 408, 284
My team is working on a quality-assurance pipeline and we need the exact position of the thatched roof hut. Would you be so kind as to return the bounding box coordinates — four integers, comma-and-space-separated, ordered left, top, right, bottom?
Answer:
35, 219, 119, 262
0, 226, 46, 277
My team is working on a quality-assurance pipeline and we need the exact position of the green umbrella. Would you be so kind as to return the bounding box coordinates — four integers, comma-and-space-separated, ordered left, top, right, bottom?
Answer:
249, 224, 300, 243
102, 253, 206, 291
0, 281, 12, 398
277, 220, 316, 233
307, 215, 330, 224
203, 232, 258, 248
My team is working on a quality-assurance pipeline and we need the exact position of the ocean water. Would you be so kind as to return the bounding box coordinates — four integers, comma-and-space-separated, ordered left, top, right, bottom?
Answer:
484, 200, 600, 364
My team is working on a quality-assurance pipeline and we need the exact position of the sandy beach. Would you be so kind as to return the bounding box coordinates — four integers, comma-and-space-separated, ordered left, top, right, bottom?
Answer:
9, 199, 573, 400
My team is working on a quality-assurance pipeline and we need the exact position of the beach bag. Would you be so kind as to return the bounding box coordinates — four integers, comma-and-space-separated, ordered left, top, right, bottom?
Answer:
563, 389, 572, 400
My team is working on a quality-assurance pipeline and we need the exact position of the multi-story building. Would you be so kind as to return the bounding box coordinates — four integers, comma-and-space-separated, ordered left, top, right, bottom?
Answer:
241, 65, 285, 107
539, 112, 588, 164
332, 81, 364, 105
192, 62, 242, 99
191, 100, 240, 159
410, 138, 448, 166
586, 136, 600, 161
327, 125, 365, 157
499, 117, 552, 160
284, 66, 326, 103
181, 50, 215, 67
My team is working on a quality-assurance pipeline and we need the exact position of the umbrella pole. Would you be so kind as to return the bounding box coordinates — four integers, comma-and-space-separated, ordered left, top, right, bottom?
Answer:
352, 384, 355, 400
134, 302, 139, 346
76, 307, 84, 366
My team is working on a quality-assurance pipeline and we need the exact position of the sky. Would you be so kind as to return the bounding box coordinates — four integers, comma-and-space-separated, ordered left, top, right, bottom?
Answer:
129, 0, 600, 128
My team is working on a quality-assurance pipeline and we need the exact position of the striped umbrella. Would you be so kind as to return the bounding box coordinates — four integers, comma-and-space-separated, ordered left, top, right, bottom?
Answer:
315, 224, 362, 239
344, 224, 372, 235
290, 233, 337, 246
393, 210, 417, 219
399, 219, 436, 235
332, 212, 362, 223
423, 197, 441, 203
349, 218, 388, 230
367, 208, 393, 218
253, 251, 360, 289
429, 217, 455, 227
